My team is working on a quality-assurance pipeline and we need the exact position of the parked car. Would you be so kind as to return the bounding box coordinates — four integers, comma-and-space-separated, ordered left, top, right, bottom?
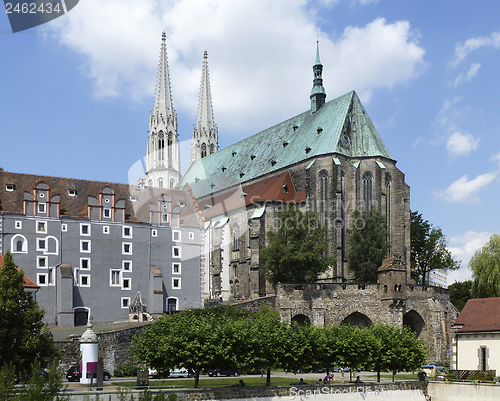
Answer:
148, 367, 191, 378
66, 366, 111, 382
207, 368, 238, 377
15, 369, 48, 384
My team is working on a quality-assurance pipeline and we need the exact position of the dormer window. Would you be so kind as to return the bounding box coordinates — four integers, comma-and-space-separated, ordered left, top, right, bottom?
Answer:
130, 196, 138, 202
5, 184, 14, 192
305, 146, 311, 154
283, 142, 289, 148
283, 184, 289, 194
250, 155, 256, 160
293, 125, 299, 131
68, 189, 77, 197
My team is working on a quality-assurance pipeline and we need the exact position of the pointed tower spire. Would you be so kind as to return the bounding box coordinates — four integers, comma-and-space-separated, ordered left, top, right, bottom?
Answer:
145, 32, 181, 189
310, 41, 326, 113
191, 50, 218, 164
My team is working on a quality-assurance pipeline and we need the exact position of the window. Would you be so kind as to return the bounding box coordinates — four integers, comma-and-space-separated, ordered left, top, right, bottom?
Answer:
37, 221, 47, 233
121, 297, 130, 309
80, 258, 90, 270
103, 208, 111, 218
15, 221, 22, 229
232, 223, 240, 251
37, 256, 47, 268
123, 226, 132, 238
319, 170, 329, 228
80, 224, 90, 236
80, 240, 91, 253
189, 232, 194, 240
172, 230, 181, 242
68, 189, 77, 197
38, 203, 46, 213
172, 277, 181, 289
6, 184, 14, 192
103, 226, 110, 234
130, 196, 138, 202
158, 179, 164, 188
162, 213, 169, 223
37, 239, 46, 251
363, 172, 373, 211
122, 261, 132, 271
12, 235, 27, 253
152, 229, 158, 237
201, 143, 207, 158
122, 242, 132, 255
172, 263, 181, 274
122, 278, 131, 290
61, 224, 67, 232
80, 274, 90, 287
37, 273, 48, 286
110, 270, 121, 286
172, 246, 181, 258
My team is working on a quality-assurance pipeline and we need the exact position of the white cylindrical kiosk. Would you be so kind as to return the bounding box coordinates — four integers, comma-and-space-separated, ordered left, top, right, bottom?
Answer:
79, 321, 99, 384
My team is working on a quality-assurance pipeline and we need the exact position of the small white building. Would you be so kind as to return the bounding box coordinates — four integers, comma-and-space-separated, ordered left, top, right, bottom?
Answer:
450, 297, 500, 373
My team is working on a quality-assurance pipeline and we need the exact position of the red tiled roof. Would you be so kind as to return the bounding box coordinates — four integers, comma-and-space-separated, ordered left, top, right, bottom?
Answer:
0, 255, 40, 289
200, 171, 306, 219
454, 297, 500, 332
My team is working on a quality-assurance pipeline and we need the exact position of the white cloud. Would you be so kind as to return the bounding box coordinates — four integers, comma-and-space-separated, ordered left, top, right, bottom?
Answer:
446, 131, 479, 156
49, 1, 425, 137
452, 31, 500, 66
447, 231, 494, 283
492, 152, 500, 169
450, 63, 481, 87
435, 173, 496, 203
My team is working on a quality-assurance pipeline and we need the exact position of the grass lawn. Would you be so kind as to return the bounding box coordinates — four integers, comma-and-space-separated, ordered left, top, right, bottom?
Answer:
118, 376, 323, 389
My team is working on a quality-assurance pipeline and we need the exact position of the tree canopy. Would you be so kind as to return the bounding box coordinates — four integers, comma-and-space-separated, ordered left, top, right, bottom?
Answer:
347, 209, 390, 283
0, 251, 59, 374
449, 280, 472, 311
410, 211, 460, 285
470, 234, 500, 298
260, 205, 334, 286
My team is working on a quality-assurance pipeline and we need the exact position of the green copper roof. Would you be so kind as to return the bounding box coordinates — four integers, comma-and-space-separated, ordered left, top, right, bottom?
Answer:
180, 91, 394, 198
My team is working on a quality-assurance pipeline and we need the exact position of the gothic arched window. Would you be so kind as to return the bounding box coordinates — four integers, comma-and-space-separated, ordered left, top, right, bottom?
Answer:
232, 223, 240, 251
158, 179, 164, 188
170, 179, 175, 189
319, 170, 328, 228
158, 132, 165, 161
362, 172, 373, 210
168, 133, 173, 167
201, 143, 207, 158
385, 173, 392, 242
210, 143, 215, 154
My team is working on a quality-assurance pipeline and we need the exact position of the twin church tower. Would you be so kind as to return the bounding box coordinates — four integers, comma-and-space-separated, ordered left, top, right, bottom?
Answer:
145, 32, 218, 188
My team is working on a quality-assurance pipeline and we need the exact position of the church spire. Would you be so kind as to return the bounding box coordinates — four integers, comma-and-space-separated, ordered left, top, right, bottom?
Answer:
310, 41, 326, 113
145, 32, 181, 189
191, 50, 218, 164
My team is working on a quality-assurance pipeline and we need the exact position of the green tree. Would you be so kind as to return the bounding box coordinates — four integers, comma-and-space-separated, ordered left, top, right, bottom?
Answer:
449, 280, 473, 311
470, 234, 500, 298
0, 251, 59, 374
132, 306, 252, 388
261, 205, 334, 286
348, 209, 390, 283
410, 211, 460, 285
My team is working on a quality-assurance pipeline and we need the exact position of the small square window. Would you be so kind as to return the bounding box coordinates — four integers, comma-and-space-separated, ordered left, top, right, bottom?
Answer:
121, 297, 131, 309
172, 263, 181, 274
103, 226, 110, 234
61, 224, 67, 232
123, 226, 132, 238
81, 258, 90, 270
68, 189, 77, 197
172, 230, 181, 242
122, 261, 132, 271
130, 196, 138, 202
37, 273, 47, 286
80, 224, 90, 236
80, 274, 90, 287
172, 246, 181, 258
36, 221, 47, 233
189, 232, 194, 240
122, 243, 132, 255
37, 239, 46, 251
122, 278, 131, 290
103, 208, 111, 218
6, 184, 14, 192
110, 270, 121, 286
152, 229, 158, 237
37, 256, 47, 268
38, 203, 46, 213
80, 240, 91, 253
15, 221, 22, 229
172, 278, 181, 289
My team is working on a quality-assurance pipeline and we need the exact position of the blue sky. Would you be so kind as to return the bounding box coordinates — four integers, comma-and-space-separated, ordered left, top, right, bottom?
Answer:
1, 0, 499, 283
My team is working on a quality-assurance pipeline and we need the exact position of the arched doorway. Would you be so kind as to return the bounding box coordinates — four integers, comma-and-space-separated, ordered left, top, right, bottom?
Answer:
291, 314, 311, 326
403, 310, 425, 337
340, 312, 373, 328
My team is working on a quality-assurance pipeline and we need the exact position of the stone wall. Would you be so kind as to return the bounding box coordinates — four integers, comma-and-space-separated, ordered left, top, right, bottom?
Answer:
56, 324, 149, 374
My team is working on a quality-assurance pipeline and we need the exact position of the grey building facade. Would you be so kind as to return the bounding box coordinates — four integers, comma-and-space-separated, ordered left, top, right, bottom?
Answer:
0, 172, 204, 327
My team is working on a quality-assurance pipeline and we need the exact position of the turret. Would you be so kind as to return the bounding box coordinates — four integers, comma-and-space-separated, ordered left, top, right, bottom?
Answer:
310, 41, 326, 113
